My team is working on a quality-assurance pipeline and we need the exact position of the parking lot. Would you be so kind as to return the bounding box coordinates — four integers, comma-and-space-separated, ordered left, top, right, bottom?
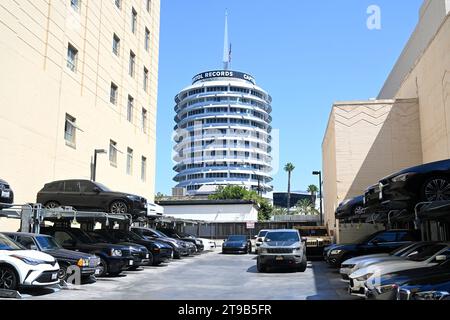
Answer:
13, 248, 355, 300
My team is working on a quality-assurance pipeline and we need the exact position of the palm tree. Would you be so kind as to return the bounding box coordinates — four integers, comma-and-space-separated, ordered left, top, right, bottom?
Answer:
307, 184, 319, 207
284, 163, 295, 214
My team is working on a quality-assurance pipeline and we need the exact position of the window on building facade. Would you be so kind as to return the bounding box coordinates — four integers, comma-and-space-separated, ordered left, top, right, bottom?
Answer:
110, 82, 118, 105
141, 108, 148, 133
141, 156, 147, 182
71, 0, 80, 12
145, 28, 150, 51
131, 8, 137, 34
112, 34, 120, 56
114, 0, 121, 9
64, 114, 77, 147
109, 140, 118, 166
67, 43, 78, 72
127, 95, 134, 123
143, 67, 149, 92
129, 51, 136, 77
146, 0, 151, 12
126, 147, 133, 175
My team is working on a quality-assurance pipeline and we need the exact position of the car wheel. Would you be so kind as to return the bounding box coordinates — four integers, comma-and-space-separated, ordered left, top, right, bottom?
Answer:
352, 205, 365, 216
0, 265, 19, 291
421, 176, 450, 202
57, 263, 69, 281
109, 201, 128, 214
297, 255, 307, 272
256, 260, 266, 273
45, 201, 60, 209
97, 258, 108, 277
146, 252, 154, 266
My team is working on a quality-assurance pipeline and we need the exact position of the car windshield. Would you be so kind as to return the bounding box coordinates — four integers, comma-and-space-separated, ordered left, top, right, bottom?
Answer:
151, 229, 167, 238
265, 231, 299, 242
88, 232, 109, 243
227, 236, 246, 241
115, 230, 143, 242
36, 236, 61, 250
258, 230, 268, 237
390, 243, 418, 256
93, 182, 111, 192
407, 244, 447, 262
0, 234, 24, 250
70, 229, 96, 243
156, 230, 171, 238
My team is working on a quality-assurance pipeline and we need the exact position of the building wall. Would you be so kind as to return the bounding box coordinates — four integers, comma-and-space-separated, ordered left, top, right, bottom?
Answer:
162, 204, 258, 222
0, 0, 160, 232
395, 15, 450, 163
322, 99, 422, 241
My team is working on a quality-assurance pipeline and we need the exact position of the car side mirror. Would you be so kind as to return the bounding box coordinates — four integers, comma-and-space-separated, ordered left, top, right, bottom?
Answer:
93, 187, 101, 193
253, 235, 258, 239
302, 238, 307, 243
435, 255, 447, 262
371, 239, 380, 245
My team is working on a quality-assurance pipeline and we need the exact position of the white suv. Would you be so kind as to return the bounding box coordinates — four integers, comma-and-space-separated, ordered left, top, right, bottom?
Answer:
254, 229, 269, 254
0, 233, 60, 291
257, 229, 307, 272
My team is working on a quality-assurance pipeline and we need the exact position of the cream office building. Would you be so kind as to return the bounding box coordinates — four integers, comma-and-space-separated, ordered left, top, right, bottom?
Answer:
0, 0, 160, 231
322, 0, 450, 241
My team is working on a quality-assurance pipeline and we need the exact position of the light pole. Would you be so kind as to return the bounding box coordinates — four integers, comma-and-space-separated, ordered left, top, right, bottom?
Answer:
312, 170, 323, 225
92, 149, 107, 181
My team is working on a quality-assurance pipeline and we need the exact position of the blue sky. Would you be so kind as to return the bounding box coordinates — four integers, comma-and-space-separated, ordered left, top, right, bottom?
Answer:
155, 0, 423, 195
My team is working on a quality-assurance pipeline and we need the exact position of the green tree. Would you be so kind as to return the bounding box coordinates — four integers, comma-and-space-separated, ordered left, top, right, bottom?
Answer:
307, 184, 319, 206
284, 163, 295, 213
295, 199, 319, 215
208, 185, 273, 221
155, 192, 166, 201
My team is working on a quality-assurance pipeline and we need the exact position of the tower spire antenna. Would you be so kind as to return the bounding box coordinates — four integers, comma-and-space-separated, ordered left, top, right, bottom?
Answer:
223, 9, 231, 70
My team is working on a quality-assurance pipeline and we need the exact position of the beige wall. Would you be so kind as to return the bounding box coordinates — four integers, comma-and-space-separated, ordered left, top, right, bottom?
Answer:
322, 99, 422, 241
0, 1, 160, 231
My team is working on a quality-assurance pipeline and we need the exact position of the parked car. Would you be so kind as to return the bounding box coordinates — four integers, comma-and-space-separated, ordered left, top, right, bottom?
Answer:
254, 229, 269, 254
222, 235, 252, 254
85, 231, 150, 269
340, 242, 434, 280
398, 273, 450, 300
40, 227, 134, 277
366, 258, 450, 300
92, 229, 173, 266
335, 195, 365, 219
132, 227, 189, 259
36, 179, 147, 217
0, 179, 14, 210
157, 228, 204, 252
0, 233, 59, 290
324, 229, 420, 267
4, 232, 100, 280
296, 226, 333, 257
348, 243, 450, 297
257, 229, 307, 273
365, 159, 450, 211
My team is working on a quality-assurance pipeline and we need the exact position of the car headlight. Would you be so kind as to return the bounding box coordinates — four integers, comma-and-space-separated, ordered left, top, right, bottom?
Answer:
126, 195, 140, 200
330, 249, 342, 255
355, 273, 373, 282
293, 247, 301, 253
391, 172, 415, 183
259, 248, 268, 254
376, 284, 398, 294
195, 240, 202, 245
414, 291, 450, 300
341, 264, 355, 269
11, 255, 48, 266
110, 249, 122, 257
77, 258, 89, 267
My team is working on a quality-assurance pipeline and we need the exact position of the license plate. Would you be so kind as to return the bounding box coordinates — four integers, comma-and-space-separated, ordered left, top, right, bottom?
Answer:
276, 256, 284, 261
1, 191, 10, 198
129, 260, 134, 266
51, 273, 58, 280
146, 254, 149, 259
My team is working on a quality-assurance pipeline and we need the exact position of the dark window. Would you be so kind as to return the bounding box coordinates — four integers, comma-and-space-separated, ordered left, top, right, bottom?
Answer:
44, 181, 64, 191
370, 232, 398, 243
64, 181, 80, 192
79, 181, 95, 192
396, 231, 417, 242
15, 236, 36, 249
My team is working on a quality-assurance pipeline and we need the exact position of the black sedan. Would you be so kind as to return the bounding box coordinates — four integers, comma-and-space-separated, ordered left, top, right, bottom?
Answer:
365, 159, 450, 212
335, 195, 365, 220
0, 179, 14, 209
4, 232, 100, 281
157, 228, 204, 252
222, 235, 252, 254
36, 179, 147, 217
132, 227, 190, 259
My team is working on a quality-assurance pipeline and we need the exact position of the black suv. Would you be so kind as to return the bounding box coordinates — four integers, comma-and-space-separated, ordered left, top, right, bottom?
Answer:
0, 179, 14, 209
92, 229, 173, 266
324, 229, 420, 267
365, 159, 450, 212
36, 179, 147, 217
157, 228, 204, 252
4, 232, 100, 281
40, 227, 135, 277
132, 227, 190, 259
